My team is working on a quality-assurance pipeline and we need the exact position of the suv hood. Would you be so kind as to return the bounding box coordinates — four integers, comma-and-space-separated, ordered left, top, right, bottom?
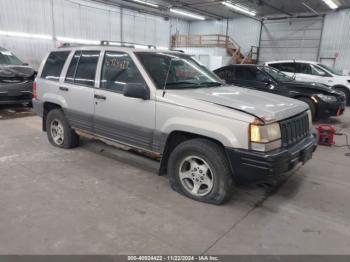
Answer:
165, 85, 308, 122
0, 65, 35, 78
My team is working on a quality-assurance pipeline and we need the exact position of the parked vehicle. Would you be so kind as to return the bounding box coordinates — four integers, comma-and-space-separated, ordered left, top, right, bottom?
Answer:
214, 65, 346, 120
0, 47, 35, 105
33, 44, 317, 204
264, 60, 350, 105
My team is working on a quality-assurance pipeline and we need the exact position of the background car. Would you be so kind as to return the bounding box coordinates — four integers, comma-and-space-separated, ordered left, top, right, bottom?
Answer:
264, 60, 350, 105
214, 64, 346, 120
0, 47, 35, 105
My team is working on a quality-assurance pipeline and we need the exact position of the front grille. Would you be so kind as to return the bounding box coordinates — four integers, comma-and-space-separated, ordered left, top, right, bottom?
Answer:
280, 112, 309, 147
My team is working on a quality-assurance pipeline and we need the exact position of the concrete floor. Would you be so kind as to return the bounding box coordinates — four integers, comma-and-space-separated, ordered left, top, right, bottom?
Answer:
0, 109, 350, 254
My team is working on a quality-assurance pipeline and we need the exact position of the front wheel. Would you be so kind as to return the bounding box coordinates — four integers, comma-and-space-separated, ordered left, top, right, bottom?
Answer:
167, 138, 235, 205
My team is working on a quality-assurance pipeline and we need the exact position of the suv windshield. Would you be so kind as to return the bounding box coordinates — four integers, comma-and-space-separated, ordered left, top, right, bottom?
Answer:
0, 50, 23, 65
261, 66, 294, 82
317, 63, 343, 76
136, 52, 223, 89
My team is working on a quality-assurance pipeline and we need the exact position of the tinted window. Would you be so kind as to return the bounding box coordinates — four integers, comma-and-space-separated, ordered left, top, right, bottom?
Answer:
295, 63, 312, 74
215, 68, 235, 83
0, 50, 23, 65
235, 67, 268, 82
271, 63, 295, 73
101, 52, 145, 93
65, 51, 80, 83
41, 51, 70, 81
74, 51, 100, 87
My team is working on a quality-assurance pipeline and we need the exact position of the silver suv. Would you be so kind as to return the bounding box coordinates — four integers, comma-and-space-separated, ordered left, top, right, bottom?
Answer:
33, 43, 317, 204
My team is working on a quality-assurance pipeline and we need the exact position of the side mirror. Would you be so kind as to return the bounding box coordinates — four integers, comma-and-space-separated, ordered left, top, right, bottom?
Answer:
123, 83, 150, 100
22, 62, 29, 66
318, 71, 326, 76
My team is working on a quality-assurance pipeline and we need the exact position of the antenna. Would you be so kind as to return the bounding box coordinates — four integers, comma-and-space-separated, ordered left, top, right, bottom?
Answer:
162, 58, 174, 97
292, 59, 296, 80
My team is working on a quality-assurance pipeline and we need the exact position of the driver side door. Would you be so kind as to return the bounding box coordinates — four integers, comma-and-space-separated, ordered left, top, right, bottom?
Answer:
93, 51, 156, 151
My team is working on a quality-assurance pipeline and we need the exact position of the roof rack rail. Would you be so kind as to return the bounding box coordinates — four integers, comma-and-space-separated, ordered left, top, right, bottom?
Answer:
57, 40, 167, 50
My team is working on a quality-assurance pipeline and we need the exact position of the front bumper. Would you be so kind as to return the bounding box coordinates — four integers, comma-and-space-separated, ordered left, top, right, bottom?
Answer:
225, 132, 318, 183
0, 81, 33, 105
317, 99, 346, 118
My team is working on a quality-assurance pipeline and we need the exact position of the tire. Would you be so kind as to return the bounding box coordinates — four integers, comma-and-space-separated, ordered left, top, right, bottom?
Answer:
167, 138, 235, 205
298, 97, 316, 120
46, 109, 79, 149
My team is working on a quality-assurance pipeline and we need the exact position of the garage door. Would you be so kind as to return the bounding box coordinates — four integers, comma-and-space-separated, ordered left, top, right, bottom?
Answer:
259, 17, 323, 63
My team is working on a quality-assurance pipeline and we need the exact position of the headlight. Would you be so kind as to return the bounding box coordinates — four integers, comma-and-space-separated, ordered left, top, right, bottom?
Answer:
317, 94, 337, 102
249, 122, 281, 152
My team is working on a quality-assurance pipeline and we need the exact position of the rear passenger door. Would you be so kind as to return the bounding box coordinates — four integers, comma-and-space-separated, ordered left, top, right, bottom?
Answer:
93, 51, 156, 151
59, 50, 100, 132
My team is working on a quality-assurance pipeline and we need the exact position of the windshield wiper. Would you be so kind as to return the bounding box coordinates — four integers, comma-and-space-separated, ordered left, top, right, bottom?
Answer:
165, 81, 198, 87
198, 81, 222, 87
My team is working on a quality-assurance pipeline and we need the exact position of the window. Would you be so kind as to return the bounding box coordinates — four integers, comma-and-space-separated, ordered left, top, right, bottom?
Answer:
215, 68, 235, 83
73, 51, 100, 87
0, 50, 23, 65
136, 52, 222, 89
41, 51, 70, 81
235, 67, 268, 82
295, 63, 312, 74
65, 51, 81, 83
100, 52, 145, 93
276, 63, 295, 73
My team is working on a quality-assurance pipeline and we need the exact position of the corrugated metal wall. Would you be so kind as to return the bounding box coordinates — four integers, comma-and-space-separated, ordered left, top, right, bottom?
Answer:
319, 9, 350, 71
0, 0, 189, 69
259, 17, 323, 63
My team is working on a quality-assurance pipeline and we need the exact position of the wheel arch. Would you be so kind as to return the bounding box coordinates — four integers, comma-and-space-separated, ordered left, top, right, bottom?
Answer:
333, 85, 350, 103
159, 130, 228, 176
42, 102, 62, 131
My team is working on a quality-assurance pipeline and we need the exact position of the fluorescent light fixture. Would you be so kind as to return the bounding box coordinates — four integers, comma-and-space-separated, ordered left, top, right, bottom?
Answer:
0, 30, 52, 40
170, 8, 205, 20
221, 1, 256, 16
56, 36, 100, 45
134, 44, 149, 49
131, 0, 159, 8
322, 0, 338, 9
157, 46, 169, 50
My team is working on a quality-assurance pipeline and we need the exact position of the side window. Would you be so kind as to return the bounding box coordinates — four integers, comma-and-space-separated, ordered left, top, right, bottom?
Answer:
41, 51, 70, 81
269, 63, 281, 70
235, 67, 266, 81
296, 63, 312, 74
215, 68, 235, 83
65, 51, 81, 83
310, 64, 327, 76
100, 51, 145, 93
74, 51, 100, 87
278, 63, 295, 73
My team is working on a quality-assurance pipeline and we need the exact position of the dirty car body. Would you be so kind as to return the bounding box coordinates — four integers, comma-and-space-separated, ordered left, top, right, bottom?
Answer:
0, 47, 35, 105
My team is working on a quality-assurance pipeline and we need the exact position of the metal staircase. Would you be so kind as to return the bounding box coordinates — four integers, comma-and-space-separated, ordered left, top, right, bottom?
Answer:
171, 34, 259, 64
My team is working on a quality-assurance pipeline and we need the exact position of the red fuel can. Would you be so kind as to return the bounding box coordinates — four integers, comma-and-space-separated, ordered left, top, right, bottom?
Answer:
316, 124, 336, 146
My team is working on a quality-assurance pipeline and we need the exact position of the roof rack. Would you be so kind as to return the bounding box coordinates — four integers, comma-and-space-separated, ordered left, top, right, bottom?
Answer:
58, 40, 159, 49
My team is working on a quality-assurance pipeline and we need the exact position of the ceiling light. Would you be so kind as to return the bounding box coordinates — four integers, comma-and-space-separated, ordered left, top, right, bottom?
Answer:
56, 36, 100, 45
221, 1, 256, 16
0, 30, 52, 40
170, 8, 205, 20
322, 0, 338, 9
131, 0, 159, 8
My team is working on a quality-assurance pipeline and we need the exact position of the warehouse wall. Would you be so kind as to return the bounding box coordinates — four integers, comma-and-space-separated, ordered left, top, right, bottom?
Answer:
0, 0, 189, 69
259, 17, 323, 63
189, 17, 261, 54
319, 9, 350, 72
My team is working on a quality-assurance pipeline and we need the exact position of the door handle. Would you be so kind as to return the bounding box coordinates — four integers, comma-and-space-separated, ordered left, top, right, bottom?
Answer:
94, 94, 106, 100
59, 86, 69, 91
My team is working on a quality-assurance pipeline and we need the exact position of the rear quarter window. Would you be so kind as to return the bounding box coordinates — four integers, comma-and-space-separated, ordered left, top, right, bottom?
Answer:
41, 51, 70, 81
